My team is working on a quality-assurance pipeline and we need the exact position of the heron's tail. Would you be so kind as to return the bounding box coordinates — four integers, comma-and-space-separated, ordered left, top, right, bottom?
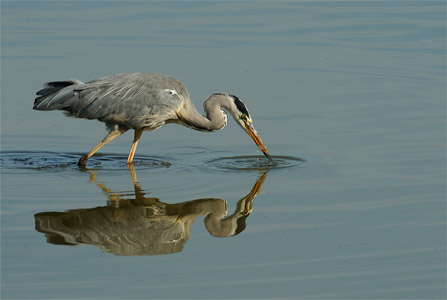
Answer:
33, 79, 84, 111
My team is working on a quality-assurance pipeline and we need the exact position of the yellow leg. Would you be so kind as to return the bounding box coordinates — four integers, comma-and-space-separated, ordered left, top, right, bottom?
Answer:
127, 129, 143, 164
78, 126, 127, 167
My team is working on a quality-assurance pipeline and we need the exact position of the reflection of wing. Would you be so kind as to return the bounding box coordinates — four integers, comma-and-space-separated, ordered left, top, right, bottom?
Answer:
35, 204, 188, 256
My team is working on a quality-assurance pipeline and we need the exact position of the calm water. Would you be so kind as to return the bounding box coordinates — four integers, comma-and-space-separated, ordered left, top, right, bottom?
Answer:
1, 1, 446, 299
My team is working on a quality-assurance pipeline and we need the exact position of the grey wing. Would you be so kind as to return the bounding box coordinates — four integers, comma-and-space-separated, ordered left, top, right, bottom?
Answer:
70, 73, 187, 129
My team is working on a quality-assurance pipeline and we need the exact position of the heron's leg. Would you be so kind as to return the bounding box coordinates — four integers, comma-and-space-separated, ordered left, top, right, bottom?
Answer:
127, 129, 143, 164
78, 126, 127, 167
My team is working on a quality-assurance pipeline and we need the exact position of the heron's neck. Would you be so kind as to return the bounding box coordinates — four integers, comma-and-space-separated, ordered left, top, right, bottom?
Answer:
179, 95, 229, 132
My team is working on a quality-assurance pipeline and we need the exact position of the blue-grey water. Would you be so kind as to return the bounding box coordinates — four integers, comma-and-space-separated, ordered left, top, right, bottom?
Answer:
1, 1, 446, 299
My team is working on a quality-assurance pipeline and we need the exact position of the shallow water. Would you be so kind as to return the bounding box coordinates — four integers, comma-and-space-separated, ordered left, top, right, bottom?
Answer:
1, 1, 446, 299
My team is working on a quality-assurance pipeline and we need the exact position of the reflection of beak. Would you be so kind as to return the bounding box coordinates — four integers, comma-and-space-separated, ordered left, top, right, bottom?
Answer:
243, 121, 274, 162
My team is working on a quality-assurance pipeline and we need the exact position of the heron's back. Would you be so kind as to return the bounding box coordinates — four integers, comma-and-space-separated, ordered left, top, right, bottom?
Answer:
34, 73, 188, 130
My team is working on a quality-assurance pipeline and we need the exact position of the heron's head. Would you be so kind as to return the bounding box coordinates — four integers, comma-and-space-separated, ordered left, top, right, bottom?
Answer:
223, 94, 273, 162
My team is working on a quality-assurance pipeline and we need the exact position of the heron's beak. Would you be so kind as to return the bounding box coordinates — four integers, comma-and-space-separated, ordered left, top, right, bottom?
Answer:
242, 121, 273, 162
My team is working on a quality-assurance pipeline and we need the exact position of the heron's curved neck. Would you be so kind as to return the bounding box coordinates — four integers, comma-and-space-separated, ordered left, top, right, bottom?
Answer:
179, 95, 229, 132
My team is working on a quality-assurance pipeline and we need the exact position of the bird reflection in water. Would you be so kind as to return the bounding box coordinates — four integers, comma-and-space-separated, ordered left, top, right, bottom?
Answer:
35, 167, 267, 256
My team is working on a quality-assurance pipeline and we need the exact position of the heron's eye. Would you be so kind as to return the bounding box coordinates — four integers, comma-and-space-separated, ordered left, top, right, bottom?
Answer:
240, 114, 247, 121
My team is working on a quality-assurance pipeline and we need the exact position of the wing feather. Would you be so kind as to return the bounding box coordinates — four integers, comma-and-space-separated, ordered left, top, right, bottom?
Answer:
68, 73, 187, 129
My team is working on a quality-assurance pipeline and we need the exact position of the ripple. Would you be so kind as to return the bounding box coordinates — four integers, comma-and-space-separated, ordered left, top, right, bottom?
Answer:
206, 155, 305, 171
163, 146, 210, 155
0, 151, 172, 171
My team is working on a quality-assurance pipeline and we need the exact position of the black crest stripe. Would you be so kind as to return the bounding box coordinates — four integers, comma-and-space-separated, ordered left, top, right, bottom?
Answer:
231, 95, 250, 118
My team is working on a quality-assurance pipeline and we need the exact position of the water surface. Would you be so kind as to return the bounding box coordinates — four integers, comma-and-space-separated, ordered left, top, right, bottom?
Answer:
1, 1, 445, 299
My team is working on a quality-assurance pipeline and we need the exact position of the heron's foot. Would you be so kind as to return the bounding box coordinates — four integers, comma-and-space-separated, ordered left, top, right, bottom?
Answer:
78, 155, 88, 167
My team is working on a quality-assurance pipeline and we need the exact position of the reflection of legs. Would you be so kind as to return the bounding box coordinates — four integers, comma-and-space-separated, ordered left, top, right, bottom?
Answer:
127, 164, 138, 184
78, 126, 127, 167
127, 164, 145, 201
127, 129, 143, 164
127, 163, 141, 191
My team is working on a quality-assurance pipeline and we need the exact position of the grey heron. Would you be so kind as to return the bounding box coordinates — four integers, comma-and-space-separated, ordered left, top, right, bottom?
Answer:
33, 72, 272, 167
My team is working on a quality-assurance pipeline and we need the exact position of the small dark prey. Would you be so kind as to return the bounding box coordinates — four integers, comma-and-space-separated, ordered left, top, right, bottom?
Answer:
33, 72, 273, 166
